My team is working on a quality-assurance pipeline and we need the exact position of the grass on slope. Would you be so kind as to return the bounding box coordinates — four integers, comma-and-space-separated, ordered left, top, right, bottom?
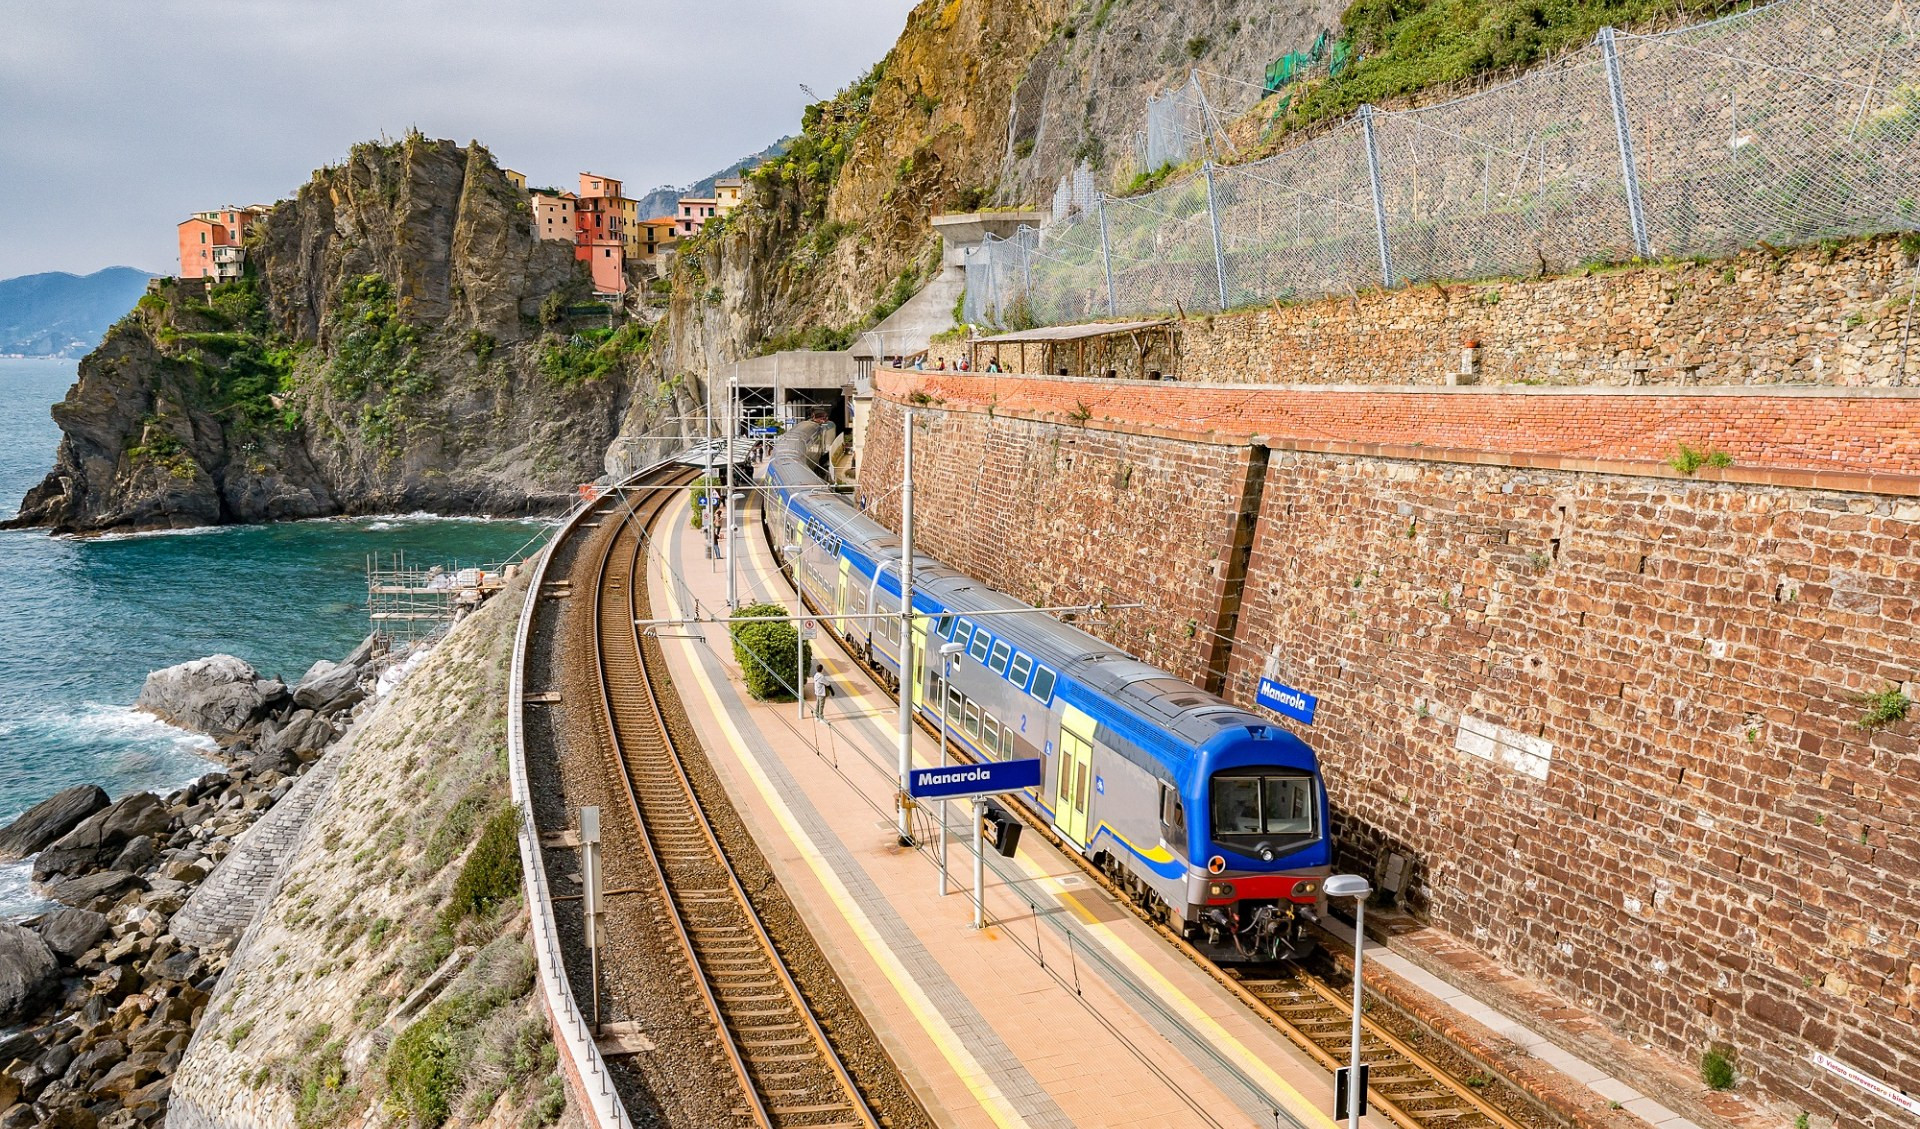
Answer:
1274, 0, 1749, 136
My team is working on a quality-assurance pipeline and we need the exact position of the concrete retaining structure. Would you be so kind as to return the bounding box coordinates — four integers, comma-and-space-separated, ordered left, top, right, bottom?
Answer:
858, 373, 1920, 1129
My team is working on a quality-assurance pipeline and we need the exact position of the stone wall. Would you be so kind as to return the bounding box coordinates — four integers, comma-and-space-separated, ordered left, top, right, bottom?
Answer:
947, 236, 1920, 387
858, 374, 1920, 1129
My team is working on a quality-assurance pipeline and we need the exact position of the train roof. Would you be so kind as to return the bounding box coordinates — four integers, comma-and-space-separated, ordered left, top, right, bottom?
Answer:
770, 424, 1278, 753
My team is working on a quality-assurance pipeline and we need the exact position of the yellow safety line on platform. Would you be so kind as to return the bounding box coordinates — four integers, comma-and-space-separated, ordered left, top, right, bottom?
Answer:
741, 504, 1343, 1129
659, 499, 1034, 1129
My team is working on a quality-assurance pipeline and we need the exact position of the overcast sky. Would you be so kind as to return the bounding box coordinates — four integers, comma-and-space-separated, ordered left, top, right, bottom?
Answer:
0, 0, 917, 279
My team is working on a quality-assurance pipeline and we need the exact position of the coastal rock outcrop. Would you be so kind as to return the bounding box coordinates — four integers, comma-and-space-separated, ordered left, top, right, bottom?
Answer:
6, 136, 638, 535
0, 924, 58, 1023
134, 655, 286, 739
0, 786, 109, 862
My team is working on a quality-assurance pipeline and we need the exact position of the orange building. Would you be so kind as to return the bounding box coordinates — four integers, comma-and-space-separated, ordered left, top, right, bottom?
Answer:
176, 205, 266, 280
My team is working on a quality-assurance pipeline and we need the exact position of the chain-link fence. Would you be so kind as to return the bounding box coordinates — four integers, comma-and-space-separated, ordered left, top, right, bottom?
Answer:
966, 0, 1920, 330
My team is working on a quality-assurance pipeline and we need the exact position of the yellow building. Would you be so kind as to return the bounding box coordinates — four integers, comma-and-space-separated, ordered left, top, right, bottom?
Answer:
502, 168, 528, 192
714, 176, 746, 215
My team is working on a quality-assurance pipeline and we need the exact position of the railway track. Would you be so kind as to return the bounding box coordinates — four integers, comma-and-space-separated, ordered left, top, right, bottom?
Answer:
586, 480, 879, 1129
758, 495, 1547, 1129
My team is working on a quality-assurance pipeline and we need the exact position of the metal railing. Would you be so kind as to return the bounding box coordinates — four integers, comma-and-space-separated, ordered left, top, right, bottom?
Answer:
967, 0, 1920, 329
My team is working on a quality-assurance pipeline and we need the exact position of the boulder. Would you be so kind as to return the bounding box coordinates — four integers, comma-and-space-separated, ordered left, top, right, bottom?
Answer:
0, 924, 58, 1023
108, 836, 155, 874
133, 655, 289, 739
45, 872, 139, 912
258, 709, 332, 760
35, 909, 109, 964
32, 794, 168, 882
144, 950, 200, 985
0, 787, 110, 862
293, 659, 363, 712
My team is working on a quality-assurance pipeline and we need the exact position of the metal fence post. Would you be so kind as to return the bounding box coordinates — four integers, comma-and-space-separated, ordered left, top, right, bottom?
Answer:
1020, 227, 1034, 309
1598, 27, 1653, 259
1203, 162, 1229, 310
1097, 195, 1117, 317
1359, 105, 1395, 289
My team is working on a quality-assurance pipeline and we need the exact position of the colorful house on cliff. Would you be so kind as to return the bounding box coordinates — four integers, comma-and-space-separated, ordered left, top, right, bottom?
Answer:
531, 191, 577, 243
676, 196, 718, 236
175, 205, 268, 281
635, 217, 679, 266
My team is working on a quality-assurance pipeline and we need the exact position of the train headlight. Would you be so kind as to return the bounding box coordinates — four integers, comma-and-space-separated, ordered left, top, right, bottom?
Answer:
1207, 881, 1236, 899
1292, 879, 1320, 898
1206, 855, 1226, 875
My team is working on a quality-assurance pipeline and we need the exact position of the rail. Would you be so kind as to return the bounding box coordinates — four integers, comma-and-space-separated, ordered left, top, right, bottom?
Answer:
508, 462, 678, 1129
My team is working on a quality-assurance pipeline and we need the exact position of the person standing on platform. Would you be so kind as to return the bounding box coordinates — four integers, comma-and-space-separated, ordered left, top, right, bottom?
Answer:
811, 664, 832, 720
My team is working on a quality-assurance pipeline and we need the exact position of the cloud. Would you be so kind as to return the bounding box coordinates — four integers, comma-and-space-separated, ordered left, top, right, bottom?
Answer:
0, 0, 916, 277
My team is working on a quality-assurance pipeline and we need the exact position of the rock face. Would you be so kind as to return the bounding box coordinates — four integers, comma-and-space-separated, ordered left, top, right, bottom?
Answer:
0, 924, 58, 1023
6, 136, 636, 535
0, 786, 109, 862
134, 655, 286, 739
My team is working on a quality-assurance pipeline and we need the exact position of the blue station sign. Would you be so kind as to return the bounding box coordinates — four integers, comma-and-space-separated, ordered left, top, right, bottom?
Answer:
1257, 678, 1319, 725
909, 758, 1042, 800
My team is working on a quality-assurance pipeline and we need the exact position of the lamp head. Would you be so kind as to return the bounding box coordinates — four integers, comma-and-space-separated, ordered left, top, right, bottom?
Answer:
1323, 874, 1373, 899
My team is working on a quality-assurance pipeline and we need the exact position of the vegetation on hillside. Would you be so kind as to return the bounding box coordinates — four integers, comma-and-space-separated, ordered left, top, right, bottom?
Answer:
1274, 0, 1749, 134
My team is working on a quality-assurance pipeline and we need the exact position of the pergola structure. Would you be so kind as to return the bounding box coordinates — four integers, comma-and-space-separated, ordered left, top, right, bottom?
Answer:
969, 320, 1177, 381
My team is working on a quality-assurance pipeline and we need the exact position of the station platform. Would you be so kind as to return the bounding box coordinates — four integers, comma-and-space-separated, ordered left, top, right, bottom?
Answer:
645, 489, 1387, 1129
642, 485, 1777, 1129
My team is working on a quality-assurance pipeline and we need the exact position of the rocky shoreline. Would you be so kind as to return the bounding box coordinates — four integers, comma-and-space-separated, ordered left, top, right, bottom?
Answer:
0, 636, 414, 1127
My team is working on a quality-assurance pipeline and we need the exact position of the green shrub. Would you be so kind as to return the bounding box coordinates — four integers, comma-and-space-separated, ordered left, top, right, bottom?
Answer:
444, 808, 522, 924
1700, 1046, 1736, 1090
1855, 686, 1911, 731
387, 1010, 460, 1126
688, 475, 718, 530
729, 602, 808, 701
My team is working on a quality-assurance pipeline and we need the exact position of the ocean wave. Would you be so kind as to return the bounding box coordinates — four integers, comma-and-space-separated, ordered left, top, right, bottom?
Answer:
73, 524, 233, 543
0, 859, 55, 921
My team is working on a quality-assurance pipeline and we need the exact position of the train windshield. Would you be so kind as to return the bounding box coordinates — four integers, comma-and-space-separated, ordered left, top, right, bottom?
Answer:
1210, 770, 1318, 850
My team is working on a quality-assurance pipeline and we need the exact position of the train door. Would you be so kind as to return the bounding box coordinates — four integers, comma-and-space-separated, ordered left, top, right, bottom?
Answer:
910, 615, 929, 711
1056, 705, 1097, 848
835, 558, 851, 633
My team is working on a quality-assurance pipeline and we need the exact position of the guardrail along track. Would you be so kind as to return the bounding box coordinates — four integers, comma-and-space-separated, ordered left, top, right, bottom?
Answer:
762, 500, 1549, 1129
590, 484, 879, 1129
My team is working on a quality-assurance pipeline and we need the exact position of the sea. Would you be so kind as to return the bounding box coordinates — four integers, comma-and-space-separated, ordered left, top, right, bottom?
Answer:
0, 357, 552, 915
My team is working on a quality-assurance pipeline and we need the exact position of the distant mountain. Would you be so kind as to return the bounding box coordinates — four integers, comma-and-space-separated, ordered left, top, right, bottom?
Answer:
634, 138, 794, 219
0, 268, 156, 358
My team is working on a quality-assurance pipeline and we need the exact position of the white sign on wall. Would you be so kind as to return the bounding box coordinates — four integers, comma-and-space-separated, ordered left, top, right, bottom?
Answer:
1811, 1052, 1920, 1116
1455, 715, 1553, 781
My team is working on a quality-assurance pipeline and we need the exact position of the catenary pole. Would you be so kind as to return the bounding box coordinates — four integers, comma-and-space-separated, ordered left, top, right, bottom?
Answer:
726, 374, 737, 609
896, 410, 916, 846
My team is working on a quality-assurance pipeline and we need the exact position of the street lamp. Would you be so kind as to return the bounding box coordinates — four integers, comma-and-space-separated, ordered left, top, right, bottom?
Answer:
1324, 873, 1374, 1129
936, 641, 966, 895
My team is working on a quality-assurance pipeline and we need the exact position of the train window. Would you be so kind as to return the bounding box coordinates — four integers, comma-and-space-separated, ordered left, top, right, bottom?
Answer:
954, 621, 973, 651
1209, 771, 1318, 847
1008, 653, 1034, 689
1029, 666, 1057, 704
999, 726, 1015, 758
945, 686, 963, 724
982, 717, 1001, 758
937, 614, 955, 638
968, 630, 992, 663
1159, 785, 1186, 837
988, 640, 1011, 675
963, 702, 981, 739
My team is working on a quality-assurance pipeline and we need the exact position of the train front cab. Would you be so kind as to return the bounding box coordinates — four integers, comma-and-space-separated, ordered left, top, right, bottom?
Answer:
1178, 726, 1331, 961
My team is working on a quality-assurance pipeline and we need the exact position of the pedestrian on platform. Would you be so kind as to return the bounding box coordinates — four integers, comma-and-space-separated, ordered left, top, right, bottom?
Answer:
811, 664, 833, 720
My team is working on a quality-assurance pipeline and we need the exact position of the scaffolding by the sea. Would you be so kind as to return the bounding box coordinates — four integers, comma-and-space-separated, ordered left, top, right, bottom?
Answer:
365, 553, 511, 645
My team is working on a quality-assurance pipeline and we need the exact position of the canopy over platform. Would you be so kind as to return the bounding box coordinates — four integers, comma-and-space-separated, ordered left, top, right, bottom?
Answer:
970, 320, 1177, 380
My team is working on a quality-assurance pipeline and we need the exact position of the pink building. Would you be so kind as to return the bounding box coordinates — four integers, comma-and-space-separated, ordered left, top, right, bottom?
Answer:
676, 196, 718, 236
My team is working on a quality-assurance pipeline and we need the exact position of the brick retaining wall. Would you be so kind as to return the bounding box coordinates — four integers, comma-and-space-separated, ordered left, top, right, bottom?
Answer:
859, 377, 1920, 1129
938, 236, 1920, 387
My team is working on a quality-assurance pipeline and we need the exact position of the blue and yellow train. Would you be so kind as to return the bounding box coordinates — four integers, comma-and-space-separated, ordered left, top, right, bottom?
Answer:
765, 423, 1331, 961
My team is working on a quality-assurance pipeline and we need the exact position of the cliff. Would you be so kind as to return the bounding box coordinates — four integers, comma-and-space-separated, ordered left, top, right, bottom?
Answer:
9, 135, 647, 535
